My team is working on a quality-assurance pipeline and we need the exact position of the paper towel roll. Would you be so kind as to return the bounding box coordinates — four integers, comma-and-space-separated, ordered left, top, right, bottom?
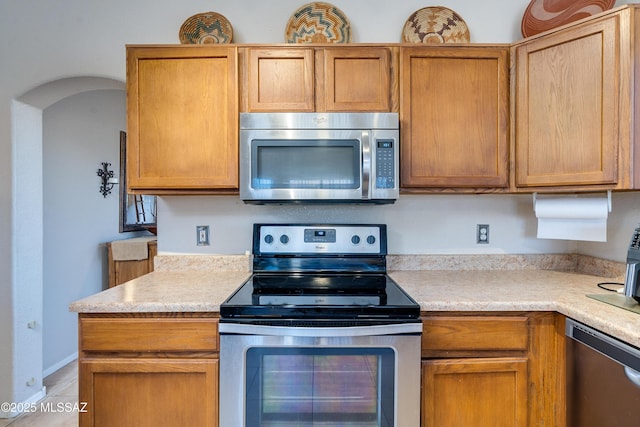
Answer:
534, 196, 609, 242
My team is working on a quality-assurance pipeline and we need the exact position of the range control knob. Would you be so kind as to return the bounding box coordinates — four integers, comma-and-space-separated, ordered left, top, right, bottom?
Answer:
280, 234, 290, 244
264, 234, 274, 244
366, 235, 376, 245
351, 235, 361, 245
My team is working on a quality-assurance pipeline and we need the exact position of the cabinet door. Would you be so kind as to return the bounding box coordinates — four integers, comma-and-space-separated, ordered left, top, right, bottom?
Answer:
400, 47, 509, 190
422, 357, 528, 427
79, 358, 218, 427
246, 47, 314, 111
513, 15, 619, 188
320, 47, 392, 111
127, 46, 238, 192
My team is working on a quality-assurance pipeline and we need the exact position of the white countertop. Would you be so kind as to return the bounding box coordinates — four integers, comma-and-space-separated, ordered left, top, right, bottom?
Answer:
69, 266, 640, 348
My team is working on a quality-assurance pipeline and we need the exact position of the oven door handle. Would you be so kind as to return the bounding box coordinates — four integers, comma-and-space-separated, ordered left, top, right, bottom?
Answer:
219, 322, 422, 337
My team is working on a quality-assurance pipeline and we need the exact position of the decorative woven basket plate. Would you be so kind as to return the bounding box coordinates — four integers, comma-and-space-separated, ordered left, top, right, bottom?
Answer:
521, 0, 615, 38
285, 2, 351, 43
179, 12, 233, 44
402, 6, 470, 43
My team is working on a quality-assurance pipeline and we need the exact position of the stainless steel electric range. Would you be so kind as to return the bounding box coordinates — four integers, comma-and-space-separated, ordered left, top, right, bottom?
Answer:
219, 224, 421, 427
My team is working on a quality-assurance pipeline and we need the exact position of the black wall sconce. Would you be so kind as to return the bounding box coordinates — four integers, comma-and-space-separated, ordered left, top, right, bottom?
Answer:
97, 162, 118, 197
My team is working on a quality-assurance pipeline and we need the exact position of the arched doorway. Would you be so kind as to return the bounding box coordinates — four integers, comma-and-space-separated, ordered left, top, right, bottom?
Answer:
8, 76, 125, 411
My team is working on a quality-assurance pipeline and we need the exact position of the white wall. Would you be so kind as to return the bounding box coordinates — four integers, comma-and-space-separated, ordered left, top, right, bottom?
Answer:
0, 0, 637, 414
11, 100, 45, 410
580, 192, 640, 260
42, 89, 128, 374
158, 194, 569, 255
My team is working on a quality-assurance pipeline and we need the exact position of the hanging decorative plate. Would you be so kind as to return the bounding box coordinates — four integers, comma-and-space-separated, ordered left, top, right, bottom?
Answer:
521, 0, 615, 38
402, 6, 470, 43
179, 12, 233, 44
285, 2, 351, 43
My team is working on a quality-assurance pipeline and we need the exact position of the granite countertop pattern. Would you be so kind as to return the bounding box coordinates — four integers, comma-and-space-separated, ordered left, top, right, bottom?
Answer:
69, 254, 640, 348
69, 270, 252, 313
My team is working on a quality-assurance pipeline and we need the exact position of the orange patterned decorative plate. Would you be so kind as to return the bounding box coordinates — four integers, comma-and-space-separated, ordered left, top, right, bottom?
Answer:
285, 2, 351, 43
402, 6, 470, 43
179, 12, 233, 44
521, 0, 615, 38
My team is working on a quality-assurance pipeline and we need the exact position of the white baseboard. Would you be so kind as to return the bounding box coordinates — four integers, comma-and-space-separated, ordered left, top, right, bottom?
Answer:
0, 387, 46, 418
43, 352, 78, 378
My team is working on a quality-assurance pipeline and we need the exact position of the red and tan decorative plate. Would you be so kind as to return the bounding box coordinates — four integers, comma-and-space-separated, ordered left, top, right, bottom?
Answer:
521, 0, 616, 38
402, 6, 470, 44
179, 12, 233, 44
285, 2, 351, 43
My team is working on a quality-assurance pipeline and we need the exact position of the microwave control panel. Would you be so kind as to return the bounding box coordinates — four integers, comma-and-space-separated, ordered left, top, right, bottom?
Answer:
375, 139, 395, 189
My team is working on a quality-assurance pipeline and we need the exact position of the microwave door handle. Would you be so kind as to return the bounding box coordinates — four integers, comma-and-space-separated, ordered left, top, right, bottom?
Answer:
361, 130, 371, 199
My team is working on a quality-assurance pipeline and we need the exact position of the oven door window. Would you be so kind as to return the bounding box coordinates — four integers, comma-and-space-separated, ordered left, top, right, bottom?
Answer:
245, 347, 394, 426
251, 139, 360, 190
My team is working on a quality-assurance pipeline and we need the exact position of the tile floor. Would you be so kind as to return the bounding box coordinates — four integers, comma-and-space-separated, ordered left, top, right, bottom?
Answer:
0, 361, 78, 427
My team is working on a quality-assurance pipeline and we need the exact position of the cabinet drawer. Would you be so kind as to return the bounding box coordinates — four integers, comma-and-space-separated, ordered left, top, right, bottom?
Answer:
422, 316, 528, 351
81, 317, 218, 353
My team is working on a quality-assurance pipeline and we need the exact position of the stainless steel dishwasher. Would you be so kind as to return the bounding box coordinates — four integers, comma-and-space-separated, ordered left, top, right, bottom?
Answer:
566, 318, 640, 427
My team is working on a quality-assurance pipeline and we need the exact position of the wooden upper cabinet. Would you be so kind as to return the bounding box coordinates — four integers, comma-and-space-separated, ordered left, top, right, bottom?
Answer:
513, 14, 620, 190
126, 45, 239, 193
243, 46, 394, 112
246, 47, 315, 111
400, 46, 510, 191
319, 47, 392, 111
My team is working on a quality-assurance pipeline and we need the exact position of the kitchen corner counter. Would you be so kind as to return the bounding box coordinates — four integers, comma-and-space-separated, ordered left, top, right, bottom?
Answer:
390, 269, 640, 348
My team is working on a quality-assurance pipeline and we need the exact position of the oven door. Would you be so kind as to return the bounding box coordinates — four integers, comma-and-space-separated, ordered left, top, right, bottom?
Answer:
219, 323, 421, 427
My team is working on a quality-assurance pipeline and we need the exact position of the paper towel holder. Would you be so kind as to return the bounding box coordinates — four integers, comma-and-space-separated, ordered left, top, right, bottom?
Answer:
532, 190, 612, 213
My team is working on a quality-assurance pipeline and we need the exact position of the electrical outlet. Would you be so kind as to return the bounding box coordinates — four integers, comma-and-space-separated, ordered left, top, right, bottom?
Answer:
477, 224, 490, 244
196, 225, 210, 246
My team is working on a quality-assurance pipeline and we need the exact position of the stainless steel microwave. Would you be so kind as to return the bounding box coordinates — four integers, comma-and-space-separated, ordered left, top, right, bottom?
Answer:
240, 112, 399, 204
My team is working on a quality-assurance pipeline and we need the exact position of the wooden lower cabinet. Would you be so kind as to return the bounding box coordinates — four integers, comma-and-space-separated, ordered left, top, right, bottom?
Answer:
422, 357, 528, 426
421, 312, 565, 427
78, 314, 219, 427
78, 312, 564, 426
80, 358, 217, 427
107, 239, 157, 287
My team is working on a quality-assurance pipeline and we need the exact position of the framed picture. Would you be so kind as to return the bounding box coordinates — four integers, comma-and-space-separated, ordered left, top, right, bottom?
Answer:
118, 131, 157, 233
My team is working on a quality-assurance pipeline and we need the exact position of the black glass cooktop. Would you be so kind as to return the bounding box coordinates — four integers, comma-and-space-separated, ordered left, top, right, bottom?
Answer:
220, 273, 420, 323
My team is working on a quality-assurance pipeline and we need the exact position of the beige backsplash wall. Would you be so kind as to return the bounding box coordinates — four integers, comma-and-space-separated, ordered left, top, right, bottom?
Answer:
157, 192, 640, 264
157, 193, 568, 255
579, 192, 640, 261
